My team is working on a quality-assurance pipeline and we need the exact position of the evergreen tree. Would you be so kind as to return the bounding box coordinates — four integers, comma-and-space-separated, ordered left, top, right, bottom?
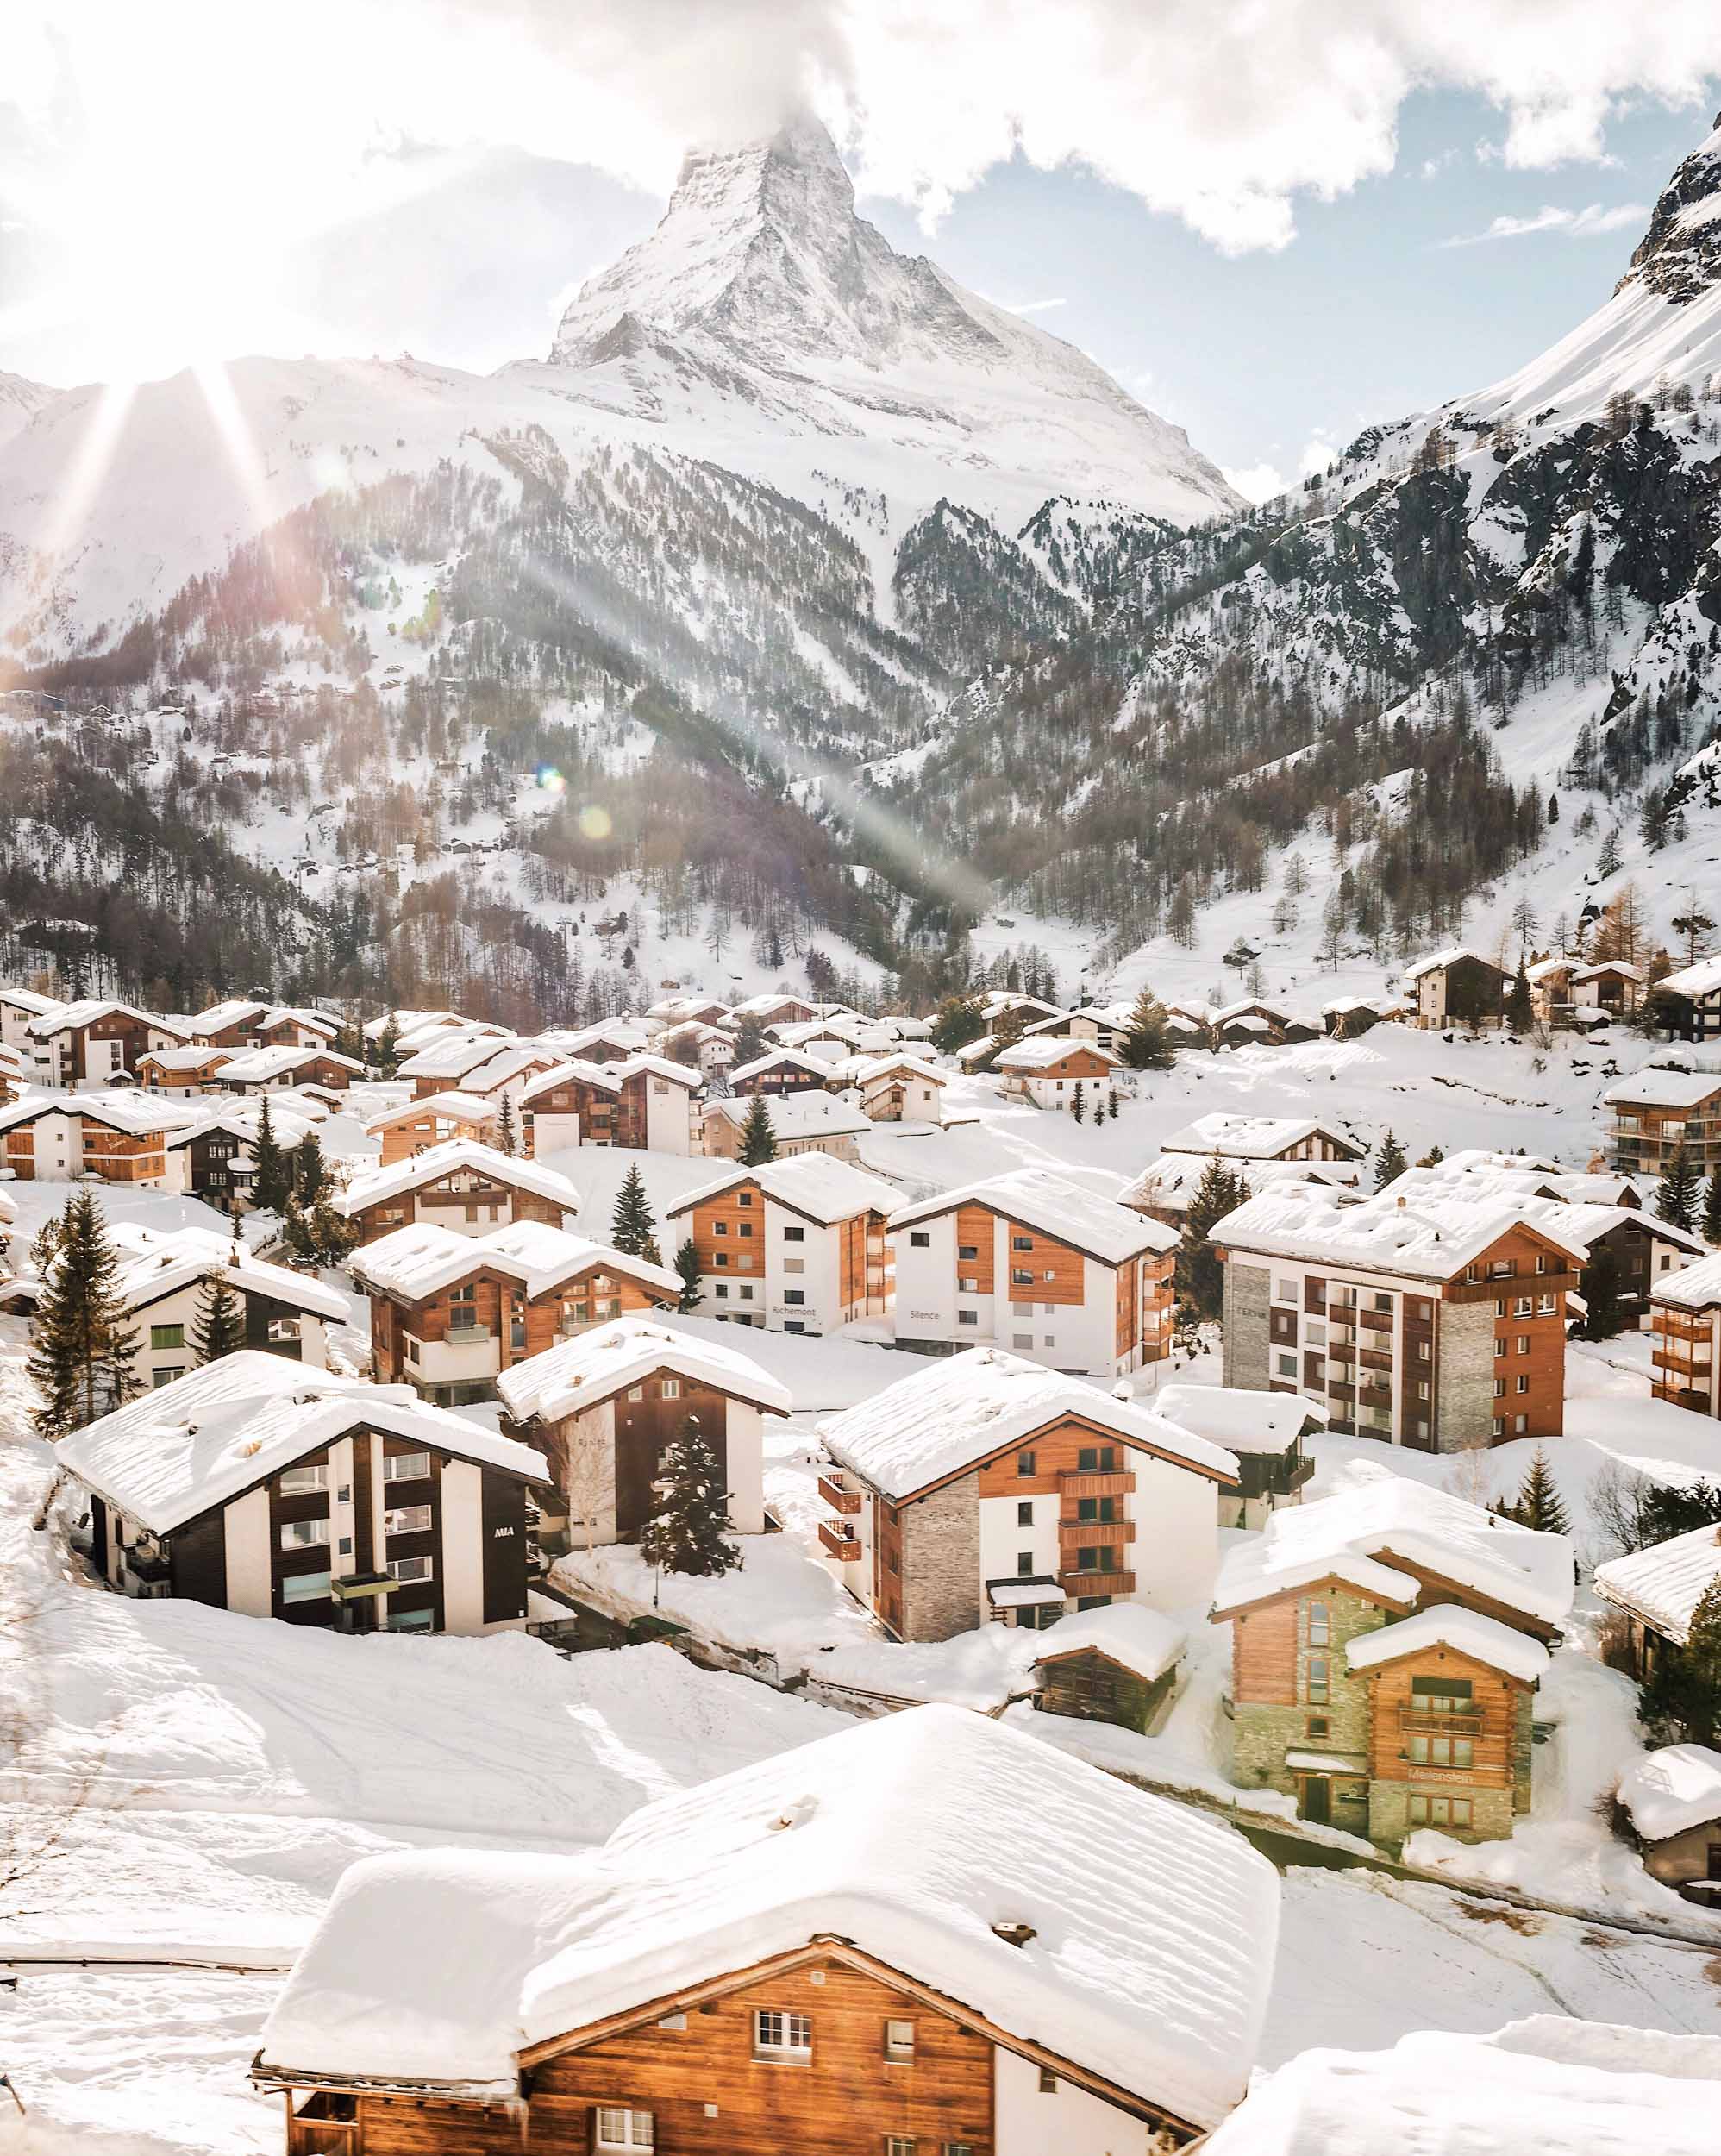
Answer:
1507, 1447, 1571, 1535
673, 1236, 703, 1313
294, 1129, 329, 1206
495, 1093, 519, 1157
1070, 1081, 1086, 1124
373, 1017, 401, 1077
639, 1416, 741, 1577
1417, 1144, 1445, 1169
1373, 1130, 1408, 1191
1705, 1165, 1721, 1247
929, 993, 986, 1055
1643, 1576, 1721, 1744
1505, 959, 1533, 1031
191, 1263, 247, 1365
28, 1189, 135, 1438
1092, 1096, 1107, 1128
1178, 1158, 1251, 1322
610, 1163, 656, 1256
1120, 987, 1175, 1070
737, 1095, 778, 1168
1107, 1086, 1121, 1119
731, 1014, 769, 1067
250, 1095, 291, 1213
1576, 1241, 1626, 1340
27, 1210, 66, 1281
1657, 1144, 1703, 1233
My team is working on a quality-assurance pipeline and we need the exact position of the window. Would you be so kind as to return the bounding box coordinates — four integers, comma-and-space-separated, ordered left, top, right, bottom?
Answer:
1514, 1413, 1528, 1434
1492, 1417, 1505, 1438
386, 1606, 435, 1632
1017, 1552, 1035, 1576
281, 1571, 330, 1603
909, 1231, 929, 1249
1411, 1678, 1473, 1709
1012, 1332, 1035, 1349
1513, 1296, 1532, 1317
1077, 1446, 1117, 1473
714, 1221, 729, 1236
785, 1225, 805, 1244
1537, 1294, 1557, 1315
884, 2020, 915, 2062
1017, 1501, 1033, 1526
383, 1451, 431, 1482
1516, 1373, 1530, 1394
149, 1323, 185, 1351
1410, 1734, 1474, 1769
1516, 1335, 1530, 1356
388, 1554, 434, 1584
957, 1310, 978, 1326
886, 2140, 917, 2156
1012, 1235, 1033, 1250
594, 2109, 655, 2151
1276, 1277, 1298, 1303
782, 1289, 805, 1307
1493, 1377, 1505, 1398
1305, 1655, 1330, 1704
738, 1191, 754, 1206
754, 2009, 811, 2060
660, 1378, 681, 1399
739, 1222, 754, 1238
279, 1519, 329, 1550
1277, 1353, 1297, 1377
1494, 1338, 1506, 1358
151, 1366, 185, 1388
384, 1505, 431, 1536
1306, 1601, 1330, 1646
945, 2144, 975, 2156
1011, 1269, 1034, 1288
1408, 1796, 1472, 1828
1017, 1450, 1036, 1476
958, 1244, 979, 1262
1306, 1715, 1330, 1739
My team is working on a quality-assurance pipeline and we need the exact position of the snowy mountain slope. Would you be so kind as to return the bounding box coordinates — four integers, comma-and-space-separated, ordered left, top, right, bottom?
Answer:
0, 366, 57, 450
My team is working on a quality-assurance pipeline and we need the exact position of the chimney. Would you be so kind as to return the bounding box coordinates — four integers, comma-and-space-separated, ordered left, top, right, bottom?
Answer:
991, 1921, 1036, 1949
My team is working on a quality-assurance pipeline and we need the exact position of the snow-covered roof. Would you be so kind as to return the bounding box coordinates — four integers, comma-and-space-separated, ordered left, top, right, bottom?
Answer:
335, 1141, 579, 1219
1160, 1113, 1361, 1162
1032, 1603, 1186, 1683
1123, 1156, 1356, 1212
363, 1007, 464, 1041
1617, 1744, 1721, 1841
256, 1704, 1278, 2128
497, 1314, 792, 1425
136, 1044, 233, 1073
1154, 1382, 1327, 1454
189, 998, 267, 1033
361, 1090, 500, 1133
1594, 1522, 1721, 1645
1210, 999, 1287, 1026
1570, 959, 1643, 984
216, 1044, 361, 1084
1402, 945, 1498, 981
1211, 1185, 1588, 1279
892, 1167, 1177, 1264
352, 1220, 679, 1305
819, 1346, 1237, 1501
993, 1035, 1120, 1071
1601, 1066, 1721, 1111
1198, 2015, 1721, 2155
666, 1154, 900, 1225
616, 1051, 703, 1089
1524, 958, 1574, 984
1653, 1250, 1721, 1311
27, 998, 187, 1040
0, 1087, 195, 1137
108, 1225, 349, 1322
729, 1046, 835, 1083
1343, 1605, 1551, 1684
849, 1051, 948, 1087
397, 1033, 514, 1080
57, 1352, 550, 1536
701, 1089, 870, 1140
1212, 1463, 1574, 1626
1661, 956, 1721, 1000
456, 1045, 561, 1094
0, 985, 62, 1017
518, 1057, 621, 1103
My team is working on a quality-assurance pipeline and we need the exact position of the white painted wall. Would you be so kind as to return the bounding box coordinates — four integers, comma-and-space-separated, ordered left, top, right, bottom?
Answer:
1127, 1451, 1222, 1614
723, 1402, 766, 1534
765, 1206, 841, 1334
994, 2050, 1156, 2156
222, 1487, 273, 1618
644, 1079, 692, 1156
438, 1457, 486, 1633
979, 1488, 1059, 1588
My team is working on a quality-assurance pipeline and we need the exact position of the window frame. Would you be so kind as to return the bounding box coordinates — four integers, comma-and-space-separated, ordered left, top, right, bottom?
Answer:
753, 2008, 813, 2063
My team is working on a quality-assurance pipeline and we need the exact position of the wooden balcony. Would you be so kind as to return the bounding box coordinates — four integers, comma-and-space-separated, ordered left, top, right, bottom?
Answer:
1059, 1470, 1135, 1499
1358, 1307, 1393, 1332
1359, 1347, 1393, 1372
1059, 1568, 1135, 1597
817, 1519, 864, 1561
1058, 1518, 1136, 1548
1396, 1705, 1485, 1734
288, 2096, 359, 2156
817, 1472, 861, 1516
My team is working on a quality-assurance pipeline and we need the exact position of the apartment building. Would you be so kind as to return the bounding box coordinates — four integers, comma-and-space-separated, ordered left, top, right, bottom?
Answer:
59, 1354, 552, 1634
336, 1140, 580, 1244
1603, 1068, 1721, 1175
27, 1000, 189, 1087
1655, 955, 1721, 1042
1213, 1188, 1583, 1451
362, 1090, 503, 1163
107, 1226, 347, 1388
191, 1001, 341, 1051
1649, 1252, 1721, 1417
1403, 948, 1505, 1030
354, 1220, 680, 1405
817, 1347, 1237, 1639
993, 1036, 1120, 1110
0, 985, 61, 1056
516, 1055, 698, 1156
848, 1050, 949, 1125
136, 1045, 235, 1095
1212, 1472, 1573, 1843
0, 1089, 189, 1186
665, 1155, 899, 1333
698, 1087, 870, 1162
214, 1044, 363, 1095
890, 1167, 1178, 1378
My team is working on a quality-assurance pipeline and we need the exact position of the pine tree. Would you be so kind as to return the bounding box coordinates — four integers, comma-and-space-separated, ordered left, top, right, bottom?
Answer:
1644, 1576, 1721, 1744
294, 1130, 329, 1206
1417, 1144, 1445, 1168
28, 1189, 135, 1438
929, 993, 986, 1055
1577, 1241, 1626, 1340
1705, 1165, 1721, 1247
732, 1014, 769, 1066
250, 1095, 291, 1213
1108, 1086, 1120, 1119
673, 1236, 703, 1313
495, 1093, 519, 1157
1092, 1096, 1107, 1128
610, 1163, 656, 1256
638, 1416, 741, 1577
373, 1016, 401, 1077
737, 1095, 778, 1168
1120, 987, 1174, 1070
1657, 1144, 1703, 1233
27, 1210, 66, 1281
1178, 1159, 1251, 1322
192, 1263, 247, 1364
1373, 1130, 1408, 1191
1070, 1081, 1086, 1124
1505, 959, 1533, 1031
1508, 1447, 1571, 1535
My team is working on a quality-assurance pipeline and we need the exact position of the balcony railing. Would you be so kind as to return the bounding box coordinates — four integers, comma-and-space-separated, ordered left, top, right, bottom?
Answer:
1058, 1568, 1135, 1597
1396, 1705, 1485, 1734
817, 1519, 864, 1561
1059, 1470, 1134, 1498
287, 2096, 360, 2156
817, 1472, 861, 1515
1058, 1518, 1137, 1547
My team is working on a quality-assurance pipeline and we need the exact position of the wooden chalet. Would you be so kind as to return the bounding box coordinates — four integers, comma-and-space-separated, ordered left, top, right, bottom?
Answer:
26, 998, 189, 1087
518, 1056, 699, 1156
1617, 1745, 1721, 1899
0, 1089, 185, 1186
214, 1044, 363, 1095
727, 1047, 834, 1098
1650, 1252, 1721, 1417
1031, 1604, 1186, 1733
364, 1090, 502, 1165
1651, 955, 1721, 1043
109, 1225, 348, 1388
253, 1707, 1279, 2155
664, 1156, 898, 1333
335, 1140, 580, 1246
136, 1044, 235, 1094
1403, 948, 1505, 1031
1153, 1383, 1320, 1530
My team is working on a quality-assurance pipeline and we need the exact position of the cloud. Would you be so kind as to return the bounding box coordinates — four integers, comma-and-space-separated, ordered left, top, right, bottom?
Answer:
1441, 199, 1650, 245
1223, 461, 1291, 504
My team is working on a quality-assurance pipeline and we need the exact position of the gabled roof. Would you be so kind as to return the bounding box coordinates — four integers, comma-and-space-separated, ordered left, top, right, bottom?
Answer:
1653, 1250, 1721, 1312
518, 1057, 620, 1104
1154, 1382, 1327, 1454
1343, 1605, 1550, 1684
818, 1346, 1237, 1502
216, 1045, 361, 1084
729, 1046, 836, 1084
362, 1090, 500, 1134
1211, 1186, 1587, 1280
994, 1036, 1120, 1072
57, 1352, 549, 1535
135, 1045, 234, 1074
0, 1087, 195, 1138
397, 1033, 515, 1081
1402, 945, 1500, 981
1570, 959, 1643, 984
335, 1140, 579, 1219
0, 985, 62, 1018
1659, 956, 1721, 1000
666, 1154, 900, 1227
616, 1052, 703, 1090
1594, 1522, 1721, 1645
364, 1008, 465, 1041
28, 998, 188, 1041
1618, 1744, 1721, 1841
890, 1168, 1177, 1264
1601, 1066, 1721, 1111
255, 1704, 1278, 2129
1211, 1464, 1574, 1627
1030, 1603, 1187, 1684
108, 1225, 349, 1323
496, 1314, 791, 1424
190, 998, 269, 1034
701, 1090, 870, 1140
849, 1051, 948, 1086
1160, 1113, 1363, 1162
352, 1220, 679, 1306
1122, 1156, 1355, 1212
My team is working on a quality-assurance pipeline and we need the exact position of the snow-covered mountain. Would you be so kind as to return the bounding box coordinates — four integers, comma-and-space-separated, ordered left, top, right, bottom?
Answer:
0, 368, 56, 451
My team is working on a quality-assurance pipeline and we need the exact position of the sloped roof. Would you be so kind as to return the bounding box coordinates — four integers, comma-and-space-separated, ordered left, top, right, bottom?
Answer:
362, 1090, 500, 1133
818, 1346, 1237, 1501
108, 1224, 349, 1323
28, 999, 187, 1040
666, 1153, 901, 1226
1032, 1603, 1187, 1683
496, 1314, 790, 1424
994, 1036, 1120, 1072
1601, 1066, 1721, 1111
1653, 1250, 1721, 1311
1343, 1605, 1550, 1683
57, 1352, 549, 1534
1594, 1521, 1721, 1645
335, 1140, 579, 1219
891, 1168, 1177, 1263
702, 1090, 871, 1140
1211, 1186, 1588, 1278
352, 1220, 678, 1306
1660, 956, 1721, 999
1617, 1744, 1721, 1841
255, 1704, 1278, 2129
1154, 1382, 1328, 1454
1402, 945, 1499, 981
1160, 1113, 1362, 1162
216, 1045, 361, 1083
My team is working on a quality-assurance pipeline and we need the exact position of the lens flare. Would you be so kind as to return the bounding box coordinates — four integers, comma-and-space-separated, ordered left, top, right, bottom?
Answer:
536, 766, 566, 796
579, 803, 613, 840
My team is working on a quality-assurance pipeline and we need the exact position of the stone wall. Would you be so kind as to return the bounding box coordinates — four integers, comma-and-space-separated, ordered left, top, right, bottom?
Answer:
1230, 1587, 1387, 1836
1435, 1298, 1497, 1451
900, 1475, 983, 1642
1369, 1780, 1514, 1846
1222, 1260, 1272, 1389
